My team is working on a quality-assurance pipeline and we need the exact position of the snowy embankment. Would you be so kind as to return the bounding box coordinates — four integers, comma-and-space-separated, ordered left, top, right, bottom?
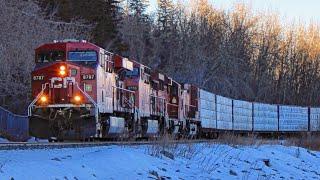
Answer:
0, 143, 319, 180
0, 138, 9, 143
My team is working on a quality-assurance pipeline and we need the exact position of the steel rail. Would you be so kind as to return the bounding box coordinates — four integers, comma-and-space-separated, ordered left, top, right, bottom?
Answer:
0, 139, 213, 151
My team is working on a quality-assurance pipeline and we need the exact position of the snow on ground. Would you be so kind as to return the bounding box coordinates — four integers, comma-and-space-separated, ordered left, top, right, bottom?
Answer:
27, 137, 49, 143
0, 143, 319, 180
0, 137, 48, 143
0, 138, 9, 143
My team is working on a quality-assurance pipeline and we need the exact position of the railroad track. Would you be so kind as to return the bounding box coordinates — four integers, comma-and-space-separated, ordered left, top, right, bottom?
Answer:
0, 139, 212, 150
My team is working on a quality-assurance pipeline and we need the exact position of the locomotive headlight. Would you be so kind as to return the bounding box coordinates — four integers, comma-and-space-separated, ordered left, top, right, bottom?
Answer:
59, 70, 66, 76
40, 95, 47, 103
60, 65, 66, 71
59, 65, 66, 76
74, 95, 81, 102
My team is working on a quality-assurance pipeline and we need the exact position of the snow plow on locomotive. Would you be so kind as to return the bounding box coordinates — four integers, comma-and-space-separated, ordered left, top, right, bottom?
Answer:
28, 40, 200, 141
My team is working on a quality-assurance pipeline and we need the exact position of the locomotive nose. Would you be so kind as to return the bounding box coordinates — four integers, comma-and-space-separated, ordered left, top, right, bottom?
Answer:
34, 63, 79, 105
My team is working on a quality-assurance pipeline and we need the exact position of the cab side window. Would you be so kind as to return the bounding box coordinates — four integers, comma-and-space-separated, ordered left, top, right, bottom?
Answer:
37, 51, 65, 63
105, 54, 113, 73
100, 53, 105, 68
159, 80, 164, 91
141, 67, 150, 84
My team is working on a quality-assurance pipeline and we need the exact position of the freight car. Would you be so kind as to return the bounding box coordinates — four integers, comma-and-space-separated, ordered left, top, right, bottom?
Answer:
28, 40, 320, 141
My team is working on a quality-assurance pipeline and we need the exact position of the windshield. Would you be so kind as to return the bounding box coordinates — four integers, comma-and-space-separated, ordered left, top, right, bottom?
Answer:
37, 51, 65, 63
68, 51, 97, 61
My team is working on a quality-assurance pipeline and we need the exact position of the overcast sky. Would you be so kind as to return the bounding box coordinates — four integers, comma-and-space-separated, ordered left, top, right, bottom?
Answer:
149, 0, 320, 24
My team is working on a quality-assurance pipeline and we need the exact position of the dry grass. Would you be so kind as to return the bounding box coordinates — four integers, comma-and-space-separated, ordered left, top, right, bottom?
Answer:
146, 132, 320, 160
143, 132, 320, 179
215, 133, 259, 146
213, 132, 279, 147
284, 133, 320, 151
146, 133, 202, 160
146, 133, 177, 158
214, 132, 320, 151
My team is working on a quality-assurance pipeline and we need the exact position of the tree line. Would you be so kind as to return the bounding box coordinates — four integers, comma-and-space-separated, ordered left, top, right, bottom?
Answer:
0, 0, 91, 113
1, 0, 320, 113
121, 0, 320, 107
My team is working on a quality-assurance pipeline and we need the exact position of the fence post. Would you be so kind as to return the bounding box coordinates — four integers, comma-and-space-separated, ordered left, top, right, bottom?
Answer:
277, 105, 280, 132
215, 94, 217, 129
252, 103, 254, 132
232, 99, 234, 131
308, 107, 311, 132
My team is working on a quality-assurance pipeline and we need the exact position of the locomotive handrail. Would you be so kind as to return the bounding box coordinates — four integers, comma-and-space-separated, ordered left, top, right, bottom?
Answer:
123, 96, 134, 109
112, 86, 135, 94
150, 94, 166, 100
167, 103, 179, 107
75, 82, 97, 107
112, 86, 135, 113
184, 104, 198, 119
28, 83, 49, 117
75, 82, 101, 137
185, 104, 197, 108
150, 95, 166, 116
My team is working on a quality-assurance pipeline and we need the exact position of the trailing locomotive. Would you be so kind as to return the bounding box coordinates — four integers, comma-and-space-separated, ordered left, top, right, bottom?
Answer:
28, 40, 320, 141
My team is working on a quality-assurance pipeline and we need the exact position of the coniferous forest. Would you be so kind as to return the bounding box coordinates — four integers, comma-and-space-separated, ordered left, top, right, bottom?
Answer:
1, 0, 320, 113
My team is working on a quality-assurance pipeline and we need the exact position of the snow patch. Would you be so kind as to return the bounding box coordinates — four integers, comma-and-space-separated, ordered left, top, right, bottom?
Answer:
27, 137, 48, 143
0, 138, 9, 143
0, 144, 319, 179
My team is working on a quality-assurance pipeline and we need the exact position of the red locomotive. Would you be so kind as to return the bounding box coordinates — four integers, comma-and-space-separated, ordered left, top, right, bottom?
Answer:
28, 40, 199, 141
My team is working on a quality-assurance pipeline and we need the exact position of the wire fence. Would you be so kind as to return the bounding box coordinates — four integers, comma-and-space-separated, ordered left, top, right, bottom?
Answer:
0, 106, 29, 141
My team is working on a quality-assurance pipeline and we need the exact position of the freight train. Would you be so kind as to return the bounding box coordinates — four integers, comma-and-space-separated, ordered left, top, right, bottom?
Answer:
28, 40, 320, 141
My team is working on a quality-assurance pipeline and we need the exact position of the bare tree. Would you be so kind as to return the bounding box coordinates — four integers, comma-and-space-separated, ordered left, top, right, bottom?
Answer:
0, 0, 91, 113
120, 1, 320, 107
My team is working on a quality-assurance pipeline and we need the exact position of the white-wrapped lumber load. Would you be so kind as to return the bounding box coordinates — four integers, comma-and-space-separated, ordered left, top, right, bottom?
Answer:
279, 106, 308, 131
199, 90, 216, 129
310, 108, 320, 131
253, 103, 278, 131
216, 95, 232, 130
233, 100, 253, 131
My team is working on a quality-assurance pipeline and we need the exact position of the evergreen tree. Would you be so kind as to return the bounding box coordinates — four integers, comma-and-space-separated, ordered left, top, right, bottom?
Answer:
120, 0, 152, 63
157, 0, 175, 34
128, 0, 149, 21
154, 0, 177, 69
37, 0, 122, 49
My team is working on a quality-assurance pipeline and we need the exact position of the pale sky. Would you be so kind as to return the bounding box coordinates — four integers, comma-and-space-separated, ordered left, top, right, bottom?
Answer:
149, 0, 320, 24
